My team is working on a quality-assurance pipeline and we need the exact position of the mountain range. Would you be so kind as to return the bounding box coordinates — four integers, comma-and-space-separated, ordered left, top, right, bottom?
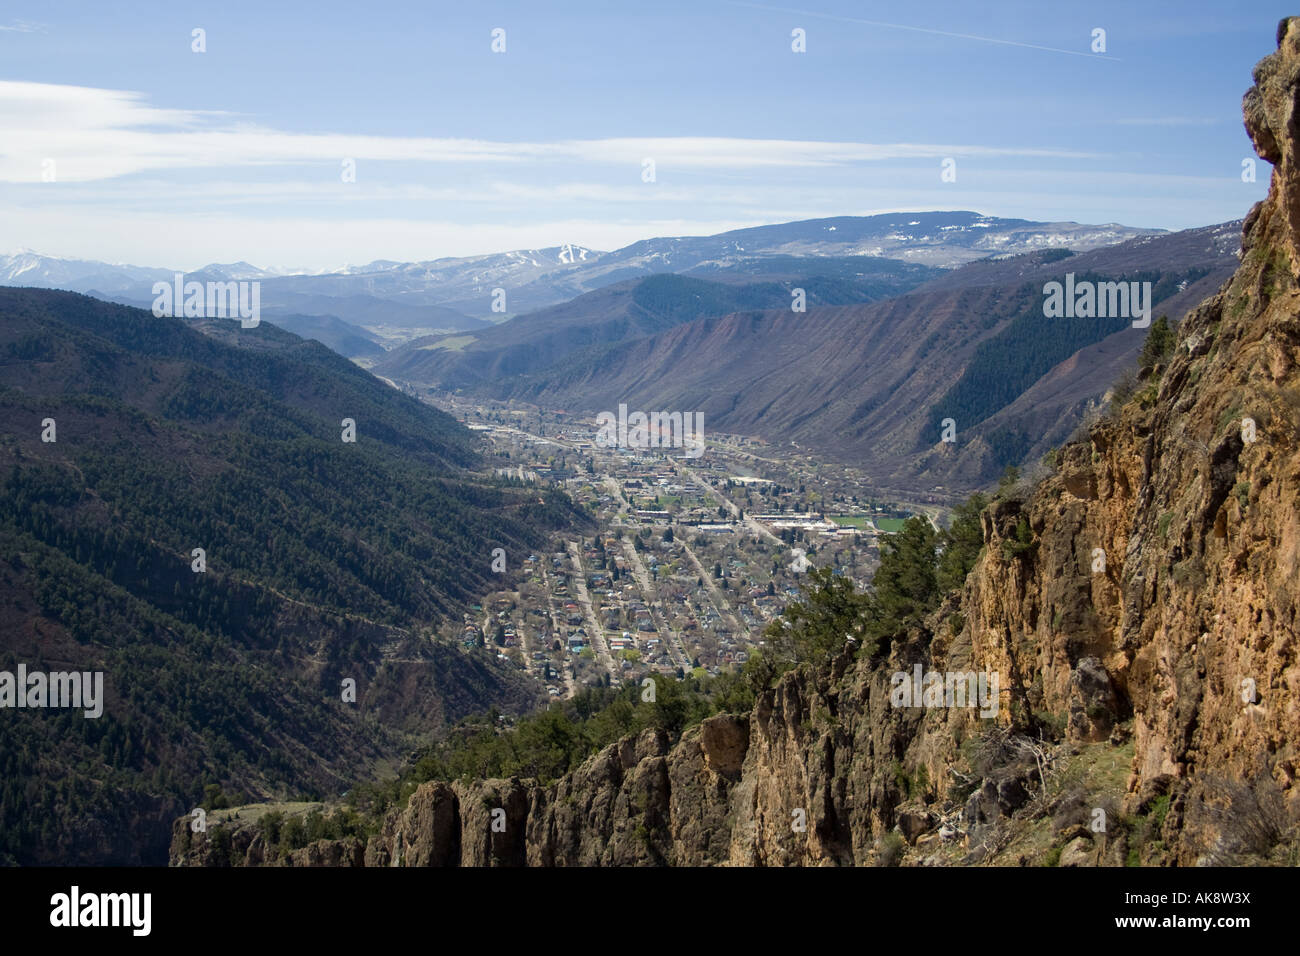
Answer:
2, 212, 1162, 334
379, 221, 1241, 491
4, 212, 1226, 493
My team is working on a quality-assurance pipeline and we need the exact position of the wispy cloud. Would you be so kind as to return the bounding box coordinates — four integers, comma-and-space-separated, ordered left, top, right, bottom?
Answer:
721, 1, 1120, 60
1114, 117, 1222, 127
0, 81, 1100, 183
0, 20, 42, 33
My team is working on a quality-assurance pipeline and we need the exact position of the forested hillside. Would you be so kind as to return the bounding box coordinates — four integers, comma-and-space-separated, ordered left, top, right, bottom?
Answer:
0, 288, 583, 865
921, 267, 1214, 457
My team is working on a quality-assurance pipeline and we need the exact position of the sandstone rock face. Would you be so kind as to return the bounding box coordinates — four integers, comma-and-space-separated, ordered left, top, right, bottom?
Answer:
1067, 656, 1120, 743
170, 22, 1300, 868
1245, 19, 1300, 272
955, 18, 1300, 863
699, 714, 750, 778
366, 781, 459, 867
896, 807, 937, 845
281, 837, 366, 867
1058, 835, 1096, 868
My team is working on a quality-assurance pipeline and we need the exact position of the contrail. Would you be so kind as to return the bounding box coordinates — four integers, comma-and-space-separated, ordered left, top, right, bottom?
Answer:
721, 1, 1121, 61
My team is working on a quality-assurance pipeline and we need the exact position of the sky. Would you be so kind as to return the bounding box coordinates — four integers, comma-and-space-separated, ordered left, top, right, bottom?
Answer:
0, 0, 1287, 271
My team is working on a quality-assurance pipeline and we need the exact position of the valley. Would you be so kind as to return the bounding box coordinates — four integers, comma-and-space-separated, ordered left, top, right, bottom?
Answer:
435, 394, 937, 701
3, 6, 1297, 883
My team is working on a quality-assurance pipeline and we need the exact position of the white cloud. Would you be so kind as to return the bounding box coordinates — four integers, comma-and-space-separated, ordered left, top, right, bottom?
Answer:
0, 80, 1100, 183
0, 82, 1251, 269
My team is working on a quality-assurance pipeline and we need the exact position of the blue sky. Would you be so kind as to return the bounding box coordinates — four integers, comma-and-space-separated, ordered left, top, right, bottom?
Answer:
0, 0, 1286, 270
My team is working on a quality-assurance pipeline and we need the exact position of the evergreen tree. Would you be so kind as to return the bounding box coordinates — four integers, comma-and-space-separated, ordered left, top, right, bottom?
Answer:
863, 517, 939, 647
1139, 314, 1176, 369
937, 493, 987, 593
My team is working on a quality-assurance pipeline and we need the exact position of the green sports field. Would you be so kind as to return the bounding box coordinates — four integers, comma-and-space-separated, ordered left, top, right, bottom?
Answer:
830, 515, 869, 528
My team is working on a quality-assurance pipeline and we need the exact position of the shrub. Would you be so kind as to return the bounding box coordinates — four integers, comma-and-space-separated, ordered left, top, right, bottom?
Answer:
878, 832, 906, 867
1148, 794, 1171, 831
1109, 368, 1138, 408
891, 760, 911, 797
1000, 517, 1035, 560
1033, 710, 1068, 740
1234, 481, 1250, 511
1200, 773, 1297, 862
207, 826, 233, 867
258, 810, 284, 846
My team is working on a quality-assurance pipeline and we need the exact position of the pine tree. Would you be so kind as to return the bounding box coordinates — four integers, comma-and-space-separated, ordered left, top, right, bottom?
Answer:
1139, 314, 1176, 369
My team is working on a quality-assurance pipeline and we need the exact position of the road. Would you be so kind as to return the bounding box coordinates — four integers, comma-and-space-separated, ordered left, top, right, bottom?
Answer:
619, 534, 690, 670
602, 475, 631, 515
567, 540, 618, 682
677, 536, 746, 638
678, 461, 784, 547
537, 560, 578, 697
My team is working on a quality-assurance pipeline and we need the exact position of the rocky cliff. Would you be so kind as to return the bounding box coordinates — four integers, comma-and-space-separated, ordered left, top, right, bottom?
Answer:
172, 20, 1300, 868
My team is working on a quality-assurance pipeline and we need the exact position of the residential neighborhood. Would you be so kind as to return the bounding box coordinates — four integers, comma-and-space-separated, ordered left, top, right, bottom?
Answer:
436, 397, 934, 697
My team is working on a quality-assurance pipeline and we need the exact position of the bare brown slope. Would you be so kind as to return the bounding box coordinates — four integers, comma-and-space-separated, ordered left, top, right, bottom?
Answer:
502, 285, 1031, 463
372, 266, 937, 389
493, 231, 1235, 491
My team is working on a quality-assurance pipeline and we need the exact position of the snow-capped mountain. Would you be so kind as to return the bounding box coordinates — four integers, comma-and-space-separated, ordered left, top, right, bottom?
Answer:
1, 213, 1164, 329
0, 250, 173, 296
584, 212, 1164, 273
192, 261, 281, 281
